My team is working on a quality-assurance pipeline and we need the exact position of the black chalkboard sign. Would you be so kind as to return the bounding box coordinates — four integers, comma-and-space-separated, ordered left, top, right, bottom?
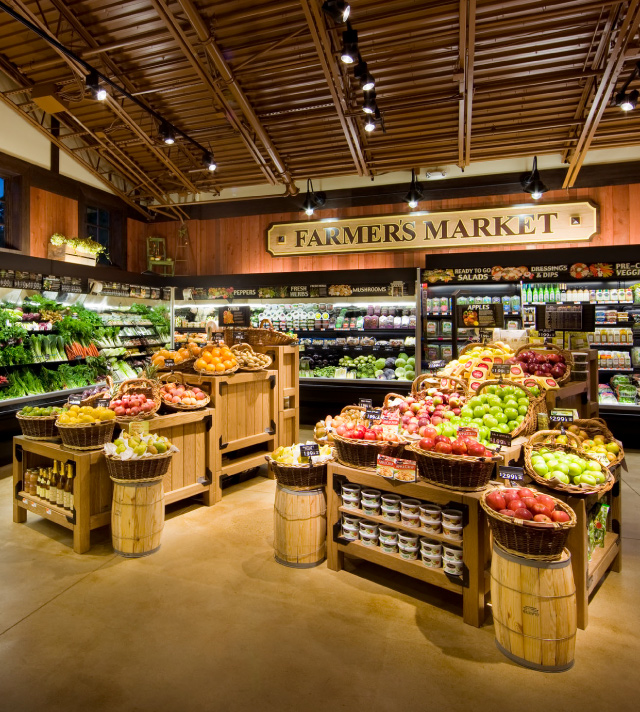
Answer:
499, 466, 525, 482
68, 394, 82, 405
492, 363, 511, 375
300, 444, 320, 458
490, 431, 513, 448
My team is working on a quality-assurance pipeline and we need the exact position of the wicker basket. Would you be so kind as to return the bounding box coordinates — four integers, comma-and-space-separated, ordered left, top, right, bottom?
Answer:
225, 318, 296, 348
480, 486, 576, 561
515, 343, 573, 385
458, 341, 511, 358
407, 442, 500, 491
231, 343, 273, 371
56, 420, 116, 450
158, 372, 210, 412
193, 362, 239, 377
160, 357, 195, 373
524, 429, 615, 495
265, 456, 329, 487
475, 379, 546, 439
113, 378, 161, 422
16, 414, 59, 441
551, 417, 624, 468
105, 452, 173, 481
332, 432, 406, 470
411, 373, 469, 398
79, 376, 114, 407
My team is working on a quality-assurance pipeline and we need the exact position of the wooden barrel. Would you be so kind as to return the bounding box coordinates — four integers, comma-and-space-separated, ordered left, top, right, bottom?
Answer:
491, 544, 577, 672
111, 478, 164, 558
274, 484, 326, 568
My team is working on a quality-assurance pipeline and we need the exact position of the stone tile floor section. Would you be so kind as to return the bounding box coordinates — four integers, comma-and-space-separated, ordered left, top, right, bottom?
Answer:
0, 449, 639, 711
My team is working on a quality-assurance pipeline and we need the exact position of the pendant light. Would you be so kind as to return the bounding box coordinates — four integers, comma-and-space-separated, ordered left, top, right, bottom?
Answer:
86, 70, 106, 101
522, 156, 548, 200
302, 179, 326, 216
322, 0, 350, 23
340, 22, 358, 64
354, 60, 375, 91
203, 152, 217, 172
404, 169, 423, 209
159, 121, 176, 145
362, 90, 377, 114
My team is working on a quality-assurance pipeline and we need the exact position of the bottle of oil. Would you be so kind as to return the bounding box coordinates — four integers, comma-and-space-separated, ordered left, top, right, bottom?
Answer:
56, 465, 66, 509
64, 463, 75, 512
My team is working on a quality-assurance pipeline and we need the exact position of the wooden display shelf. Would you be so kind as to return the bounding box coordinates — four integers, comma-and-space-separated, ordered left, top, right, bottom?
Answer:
327, 462, 490, 627
256, 344, 299, 447
588, 531, 620, 596
338, 505, 462, 546
337, 539, 462, 592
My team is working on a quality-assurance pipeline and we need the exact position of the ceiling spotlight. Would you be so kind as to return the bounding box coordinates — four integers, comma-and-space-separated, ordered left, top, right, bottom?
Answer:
618, 88, 639, 111
404, 169, 423, 209
362, 90, 377, 114
322, 0, 350, 23
86, 70, 106, 101
203, 152, 217, 172
521, 156, 548, 200
301, 178, 326, 216
364, 116, 376, 132
160, 121, 175, 145
340, 22, 358, 64
354, 60, 375, 91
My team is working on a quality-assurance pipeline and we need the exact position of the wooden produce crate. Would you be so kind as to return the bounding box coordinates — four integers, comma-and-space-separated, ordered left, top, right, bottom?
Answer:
13, 436, 111, 554
327, 462, 491, 628
184, 371, 279, 503
256, 344, 299, 447
145, 409, 215, 507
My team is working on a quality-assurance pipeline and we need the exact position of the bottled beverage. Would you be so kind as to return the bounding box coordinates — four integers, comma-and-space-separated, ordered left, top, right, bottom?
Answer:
48, 468, 57, 505
560, 284, 567, 302
543, 284, 550, 303
554, 284, 561, 303
57, 467, 66, 508
532, 285, 539, 304
64, 464, 75, 511
626, 287, 633, 303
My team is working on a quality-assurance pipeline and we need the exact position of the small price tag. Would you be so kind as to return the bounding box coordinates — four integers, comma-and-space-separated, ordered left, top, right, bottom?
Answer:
365, 409, 382, 421
30, 502, 37, 509
164, 358, 175, 369
354, 346, 363, 352
97, 399, 110, 408
458, 427, 479, 438
538, 329, 556, 338
550, 409, 574, 423
300, 444, 320, 458
46, 508, 52, 515
359, 398, 373, 408
72, 355, 83, 361
478, 328, 493, 341
492, 363, 511, 375
490, 431, 513, 448
321, 345, 330, 351
69, 395, 82, 405
428, 359, 445, 370
22, 497, 28, 504
499, 466, 525, 482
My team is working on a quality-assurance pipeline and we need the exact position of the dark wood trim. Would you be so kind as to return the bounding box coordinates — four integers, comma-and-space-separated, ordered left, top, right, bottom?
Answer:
0, 161, 29, 253
151, 161, 640, 223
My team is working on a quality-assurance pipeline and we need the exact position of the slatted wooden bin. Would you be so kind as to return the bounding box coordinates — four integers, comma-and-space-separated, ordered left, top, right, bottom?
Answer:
184, 371, 279, 503
256, 344, 299, 447
13, 435, 112, 554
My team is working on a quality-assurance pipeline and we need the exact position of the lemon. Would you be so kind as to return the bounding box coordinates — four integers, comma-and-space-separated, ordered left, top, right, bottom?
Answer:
58, 414, 70, 424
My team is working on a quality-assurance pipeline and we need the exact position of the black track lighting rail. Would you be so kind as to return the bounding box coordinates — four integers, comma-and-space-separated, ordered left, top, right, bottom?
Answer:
0, 0, 214, 162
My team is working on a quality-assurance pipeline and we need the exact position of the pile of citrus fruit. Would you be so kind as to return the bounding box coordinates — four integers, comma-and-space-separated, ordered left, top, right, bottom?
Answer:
194, 343, 238, 374
151, 343, 201, 370
57, 404, 116, 424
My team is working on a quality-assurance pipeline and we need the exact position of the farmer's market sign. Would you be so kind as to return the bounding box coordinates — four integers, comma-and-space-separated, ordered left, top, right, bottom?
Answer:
266, 202, 598, 256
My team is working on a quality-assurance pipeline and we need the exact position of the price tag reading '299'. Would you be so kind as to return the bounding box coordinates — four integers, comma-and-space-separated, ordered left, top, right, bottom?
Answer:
499, 466, 525, 483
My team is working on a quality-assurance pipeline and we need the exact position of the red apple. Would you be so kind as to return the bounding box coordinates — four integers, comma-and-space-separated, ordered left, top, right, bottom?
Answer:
514, 508, 533, 520
498, 508, 515, 517
419, 437, 435, 451
535, 494, 556, 511
551, 510, 571, 523
508, 498, 525, 512
518, 488, 535, 499
434, 441, 453, 454
531, 503, 553, 518
486, 491, 506, 511
521, 497, 537, 511
364, 430, 377, 441
451, 439, 467, 455
434, 435, 450, 444
533, 514, 553, 523
502, 489, 520, 503
467, 441, 486, 457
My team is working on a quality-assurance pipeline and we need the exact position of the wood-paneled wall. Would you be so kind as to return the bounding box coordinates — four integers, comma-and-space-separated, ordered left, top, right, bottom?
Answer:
127, 184, 640, 275
29, 187, 78, 258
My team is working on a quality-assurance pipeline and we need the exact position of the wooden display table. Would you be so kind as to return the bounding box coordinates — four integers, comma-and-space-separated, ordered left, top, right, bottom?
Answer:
256, 344, 300, 447
326, 462, 490, 627
537, 469, 622, 630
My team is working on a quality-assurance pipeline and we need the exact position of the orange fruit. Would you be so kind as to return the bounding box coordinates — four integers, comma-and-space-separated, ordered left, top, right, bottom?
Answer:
206, 363, 215, 372
211, 347, 221, 357
153, 356, 165, 369
215, 363, 225, 372
195, 358, 207, 371
202, 352, 213, 364
223, 359, 234, 370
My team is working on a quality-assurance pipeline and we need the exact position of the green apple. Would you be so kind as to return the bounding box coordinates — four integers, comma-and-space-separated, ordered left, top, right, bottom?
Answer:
579, 473, 597, 486
568, 462, 583, 478
504, 407, 519, 421
586, 461, 602, 473
605, 441, 620, 455
483, 414, 498, 428
532, 461, 549, 477
550, 471, 570, 483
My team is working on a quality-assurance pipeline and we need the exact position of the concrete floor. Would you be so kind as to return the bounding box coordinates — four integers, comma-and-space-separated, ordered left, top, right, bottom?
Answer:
1, 450, 639, 712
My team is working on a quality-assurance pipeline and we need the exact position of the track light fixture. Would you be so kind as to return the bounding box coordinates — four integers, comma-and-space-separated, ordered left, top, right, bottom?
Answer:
614, 61, 640, 111
86, 70, 106, 101
354, 59, 375, 91
364, 116, 376, 132
203, 152, 217, 172
302, 179, 326, 216
521, 156, 548, 200
404, 169, 423, 209
340, 22, 358, 64
362, 90, 377, 114
322, 0, 350, 23
159, 121, 175, 145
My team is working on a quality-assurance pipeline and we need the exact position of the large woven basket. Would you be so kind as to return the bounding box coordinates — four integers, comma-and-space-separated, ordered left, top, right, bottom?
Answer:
158, 372, 210, 412
16, 414, 59, 441
458, 341, 511, 358
475, 379, 546, 438
265, 456, 329, 488
225, 318, 296, 348
56, 420, 115, 450
524, 429, 615, 496
408, 442, 500, 491
515, 343, 573, 385
231, 342, 273, 371
551, 417, 624, 468
113, 378, 161, 422
411, 373, 469, 398
332, 433, 406, 470
80, 376, 114, 407
480, 486, 576, 561
105, 452, 173, 481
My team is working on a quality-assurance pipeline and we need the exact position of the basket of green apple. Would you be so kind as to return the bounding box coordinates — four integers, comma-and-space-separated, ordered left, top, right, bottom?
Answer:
103, 431, 177, 481
471, 379, 544, 439
551, 419, 623, 469
524, 430, 614, 495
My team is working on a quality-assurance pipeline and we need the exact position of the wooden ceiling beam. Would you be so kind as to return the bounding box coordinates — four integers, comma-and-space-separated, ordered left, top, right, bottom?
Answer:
563, 0, 640, 187
299, 0, 370, 178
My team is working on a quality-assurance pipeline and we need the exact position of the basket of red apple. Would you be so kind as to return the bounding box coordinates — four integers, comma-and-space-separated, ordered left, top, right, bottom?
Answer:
513, 344, 572, 385
332, 425, 406, 470
383, 389, 467, 441
481, 485, 576, 561
407, 431, 501, 491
